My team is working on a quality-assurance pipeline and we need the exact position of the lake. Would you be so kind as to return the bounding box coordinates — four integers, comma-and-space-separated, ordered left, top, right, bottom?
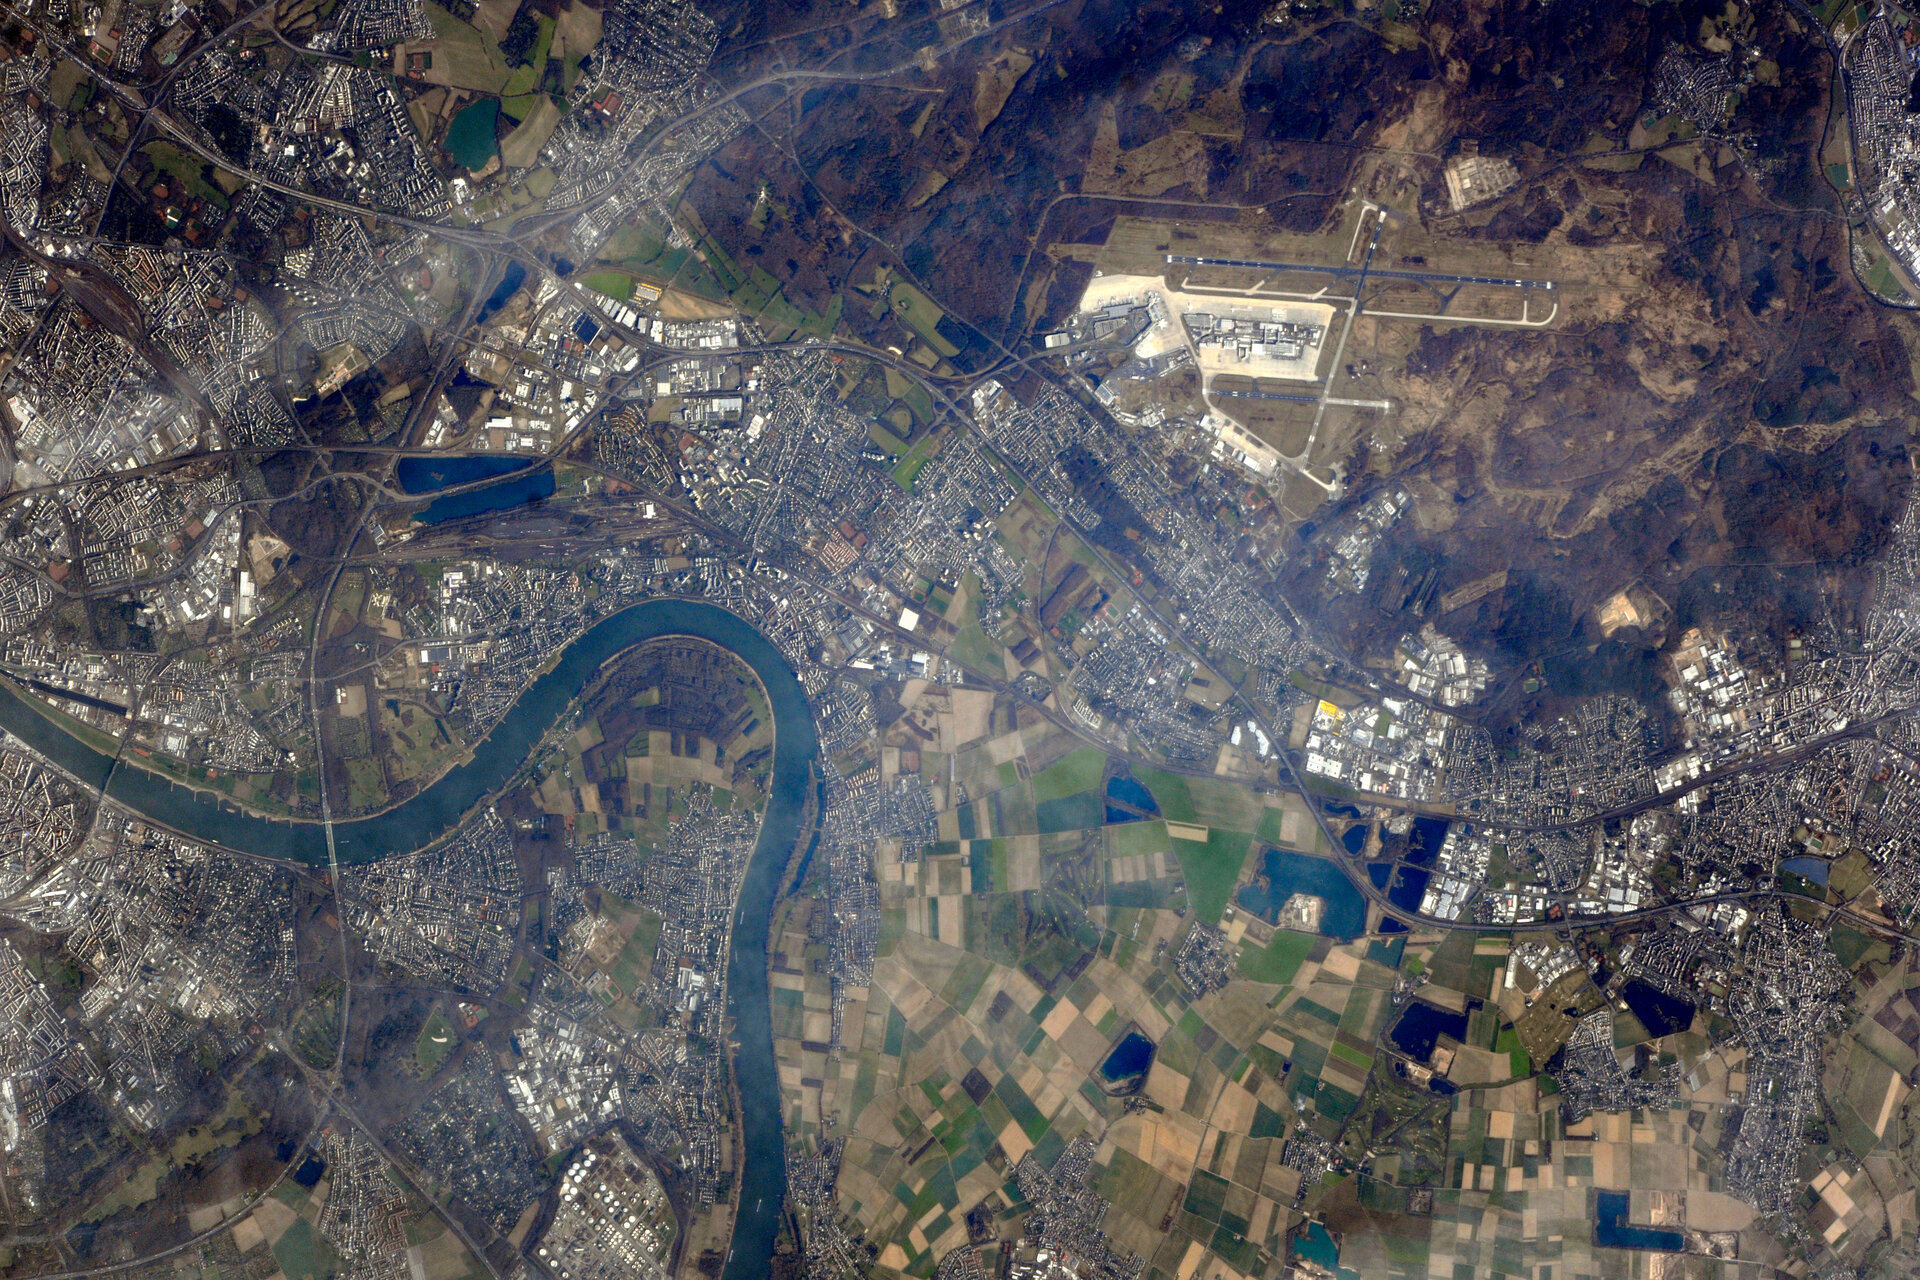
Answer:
1292, 1222, 1360, 1280
1387, 1000, 1469, 1064
0, 600, 811, 1280
476, 259, 527, 324
1235, 847, 1368, 939
444, 97, 499, 170
396, 455, 554, 525
1594, 1190, 1683, 1251
1104, 774, 1157, 824
1779, 854, 1830, 885
1387, 866, 1429, 914
1619, 979, 1695, 1038
397, 456, 535, 494
1098, 1031, 1155, 1092
1407, 815, 1448, 864
414, 468, 556, 524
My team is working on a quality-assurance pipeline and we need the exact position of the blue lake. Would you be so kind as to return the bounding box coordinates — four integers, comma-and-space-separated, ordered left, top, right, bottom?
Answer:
1779, 854, 1830, 885
1293, 1223, 1360, 1280
1407, 815, 1449, 864
1594, 1191, 1683, 1251
397, 455, 535, 494
444, 97, 498, 170
1388, 1000, 1468, 1063
476, 259, 527, 324
1340, 824, 1367, 854
1099, 1031, 1155, 1086
1387, 866, 1429, 913
1235, 847, 1367, 939
1619, 979, 1695, 1038
413, 468, 556, 523
1104, 774, 1159, 825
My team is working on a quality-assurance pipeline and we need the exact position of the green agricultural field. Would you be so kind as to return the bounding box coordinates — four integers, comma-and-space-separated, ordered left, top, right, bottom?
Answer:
1107, 819, 1170, 858
888, 281, 961, 357
1240, 930, 1313, 984
1031, 748, 1106, 803
272, 1218, 345, 1280
892, 435, 941, 490
1133, 766, 1199, 825
1171, 828, 1252, 924
948, 622, 1005, 677
610, 907, 663, 996
422, 1, 513, 91
500, 98, 561, 164
867, 420, 911, 456
1179, 775, 1270, 831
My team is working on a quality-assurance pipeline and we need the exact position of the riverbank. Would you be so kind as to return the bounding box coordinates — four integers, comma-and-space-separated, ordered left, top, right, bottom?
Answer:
0, 599, 812, 1280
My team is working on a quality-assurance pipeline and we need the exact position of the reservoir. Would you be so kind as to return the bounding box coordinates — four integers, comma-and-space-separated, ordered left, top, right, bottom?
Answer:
1594, 1190, 1683, 1251
1778, 854, 1830, 885
1387, 1000, 1469, 1064
414, 467, 556, 524
397, 456, 535, 493
1387, 866, 1429, 914
1618, 979, 1695, 1038
396, 456, 556, 524
1104, 774, 1158, 824
0, 600, 809, 1280
1097, 1031, 1155, 1092
476, 260, 528, 324
1234, 847, 1368, 939
1406, 815, 1448, 864
1292, 1222, 1360, 1280
444, 97, 499, 170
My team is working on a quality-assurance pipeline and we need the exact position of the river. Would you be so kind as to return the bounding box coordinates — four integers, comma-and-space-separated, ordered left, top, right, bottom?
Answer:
0, 599, 806, 1280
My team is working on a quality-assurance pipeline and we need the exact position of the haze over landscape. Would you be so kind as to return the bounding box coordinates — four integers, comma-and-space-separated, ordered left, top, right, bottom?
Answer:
8, 0, 1920, 1277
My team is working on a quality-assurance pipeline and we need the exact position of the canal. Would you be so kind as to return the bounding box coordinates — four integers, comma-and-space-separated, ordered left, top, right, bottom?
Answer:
0, 599, 807, 1280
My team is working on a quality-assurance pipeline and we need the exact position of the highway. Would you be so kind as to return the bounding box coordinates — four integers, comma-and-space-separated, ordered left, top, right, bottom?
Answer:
1167, 253, 1554, 291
